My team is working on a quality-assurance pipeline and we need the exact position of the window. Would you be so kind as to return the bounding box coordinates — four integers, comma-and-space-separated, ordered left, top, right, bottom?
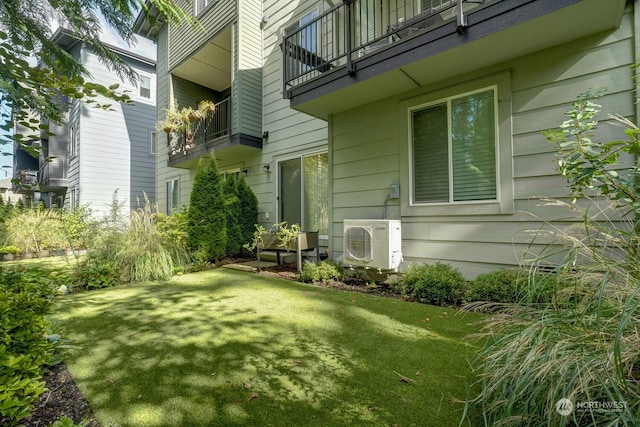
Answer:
140, 75, 151, 99
411, 87, 496, 204
150, 132, 157, 155
70, 189, 77, 211
221, 169, 241, 180
69, 125, 77, 156
195, 0, 213, 15
166, 179, 179, 215
402, 72, 513, 216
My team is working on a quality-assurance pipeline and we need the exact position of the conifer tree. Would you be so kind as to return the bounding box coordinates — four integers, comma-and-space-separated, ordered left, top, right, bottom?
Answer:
187, 155, 227, 262
222, 176, 243, 258
237, 177, 258, 256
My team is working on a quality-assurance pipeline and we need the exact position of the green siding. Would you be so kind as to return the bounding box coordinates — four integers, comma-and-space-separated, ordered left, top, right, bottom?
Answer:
173, 76, 219, 108
156, 27, 194, 211
168, 0, 237, 70
235, 0, 263, 138
330, 6, 636, 278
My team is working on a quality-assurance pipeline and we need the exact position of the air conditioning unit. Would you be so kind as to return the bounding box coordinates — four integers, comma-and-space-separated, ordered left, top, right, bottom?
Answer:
343, 219, 402, 271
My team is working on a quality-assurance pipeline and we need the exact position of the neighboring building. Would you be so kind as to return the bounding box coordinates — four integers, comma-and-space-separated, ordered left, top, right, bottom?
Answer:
0, 178, 16, 204
136, 0, 632, 278
13, 28, 157, 217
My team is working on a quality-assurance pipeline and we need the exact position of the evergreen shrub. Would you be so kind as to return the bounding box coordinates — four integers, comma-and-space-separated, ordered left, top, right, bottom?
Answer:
400, 262, 466, 306
187, 155, 227, 262
0, 269, 56, 425
298, 260, 344, 283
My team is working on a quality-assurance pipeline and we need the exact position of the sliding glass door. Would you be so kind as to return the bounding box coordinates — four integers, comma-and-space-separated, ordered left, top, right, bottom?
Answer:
278, 152, 328, 235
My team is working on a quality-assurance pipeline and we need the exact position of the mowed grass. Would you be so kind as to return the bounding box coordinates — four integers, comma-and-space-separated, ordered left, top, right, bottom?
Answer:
51, 268, 484, 426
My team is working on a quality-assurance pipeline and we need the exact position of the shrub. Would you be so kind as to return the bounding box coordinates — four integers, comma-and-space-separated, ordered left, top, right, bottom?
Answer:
0, 269, 56, 425
222, 176, 243, 258
187, 155, 227, 262
0, 245, 20, 255
154, 210, 190, 268
400, 262, 466, 306
298, 260, 344, 283
467, 269, 525, 303
75, 259, 119, 290
237, 178, 258, 256
61, 205, 98, 250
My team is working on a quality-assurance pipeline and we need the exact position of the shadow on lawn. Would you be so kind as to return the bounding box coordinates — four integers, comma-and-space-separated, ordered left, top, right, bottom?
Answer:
54, 269, 481, 426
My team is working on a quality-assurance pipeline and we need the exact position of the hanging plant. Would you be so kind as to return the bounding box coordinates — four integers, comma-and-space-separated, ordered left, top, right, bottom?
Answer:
198, 99, 216, 113
188, 110, 202, 122
156, 101, 190, 138
156, 100, 218, 151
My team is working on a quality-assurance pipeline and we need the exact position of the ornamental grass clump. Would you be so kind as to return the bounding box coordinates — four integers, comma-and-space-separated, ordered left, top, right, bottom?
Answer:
463, 89, 640, 426
76, 195, 190, 288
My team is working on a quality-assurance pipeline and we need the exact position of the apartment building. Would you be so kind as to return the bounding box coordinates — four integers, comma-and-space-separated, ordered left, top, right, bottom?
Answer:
14, 28, 157, 217
136, 0, 631, 277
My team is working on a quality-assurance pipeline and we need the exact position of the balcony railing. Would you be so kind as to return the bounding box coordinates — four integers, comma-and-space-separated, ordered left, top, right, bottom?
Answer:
168, 97, 230, 159
19, 170, 38, 186
283, 0, 486, 93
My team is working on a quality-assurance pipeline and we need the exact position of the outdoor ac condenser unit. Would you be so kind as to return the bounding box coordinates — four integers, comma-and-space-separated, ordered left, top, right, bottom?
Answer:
343, 219, 402, 271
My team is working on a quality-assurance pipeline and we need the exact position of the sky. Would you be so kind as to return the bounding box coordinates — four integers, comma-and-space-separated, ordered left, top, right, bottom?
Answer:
0, 15, 157, 177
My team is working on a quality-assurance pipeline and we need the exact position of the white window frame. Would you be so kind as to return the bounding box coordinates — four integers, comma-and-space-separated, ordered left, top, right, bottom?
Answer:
400, 71, 513, 217
140, 75, 151, 99
221, 168, 241, 180
150, 131, 157, 155
195, 0, 214, 15
409, 85, 498, 205
166, 178, 179, 215
136, 73, 155, 104
69, 125, 77, 157
70, 188, 77, 211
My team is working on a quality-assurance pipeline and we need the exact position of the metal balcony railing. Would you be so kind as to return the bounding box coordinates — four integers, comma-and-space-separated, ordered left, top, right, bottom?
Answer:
19, 170, 38, 186
283, 0, 486, 94
168, 97, 230, 158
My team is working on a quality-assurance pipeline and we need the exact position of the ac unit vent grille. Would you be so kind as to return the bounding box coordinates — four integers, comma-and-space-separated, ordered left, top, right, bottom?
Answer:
344, 226, 372, 262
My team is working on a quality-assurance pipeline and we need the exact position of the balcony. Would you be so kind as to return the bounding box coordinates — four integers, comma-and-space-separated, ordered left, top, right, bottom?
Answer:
39, 161, 68, 191
283, 0, 625, 119
13, 169, 39, 193
167, 98, 262, 168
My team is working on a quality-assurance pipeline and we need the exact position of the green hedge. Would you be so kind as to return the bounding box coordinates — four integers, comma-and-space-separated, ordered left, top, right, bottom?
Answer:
400, 262, 466, 306
0, 269, 56, 425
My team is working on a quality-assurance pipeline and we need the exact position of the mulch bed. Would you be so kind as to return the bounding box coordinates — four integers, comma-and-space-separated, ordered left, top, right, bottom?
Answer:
22, 362, 99, 427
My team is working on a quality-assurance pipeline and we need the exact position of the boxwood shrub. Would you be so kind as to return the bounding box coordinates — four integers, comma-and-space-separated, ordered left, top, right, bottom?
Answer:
467, 269, 525, 303
400, 262, 466, 306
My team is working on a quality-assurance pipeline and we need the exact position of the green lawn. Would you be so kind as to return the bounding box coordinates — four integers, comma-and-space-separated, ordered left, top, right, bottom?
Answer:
52, 268, 483, 426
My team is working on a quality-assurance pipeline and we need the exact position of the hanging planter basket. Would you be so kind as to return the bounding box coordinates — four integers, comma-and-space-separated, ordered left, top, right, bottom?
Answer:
188, 110, 202, 123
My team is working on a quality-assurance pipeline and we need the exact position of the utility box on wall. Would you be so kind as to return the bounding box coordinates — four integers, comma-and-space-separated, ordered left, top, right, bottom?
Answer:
343, 219, 402, 271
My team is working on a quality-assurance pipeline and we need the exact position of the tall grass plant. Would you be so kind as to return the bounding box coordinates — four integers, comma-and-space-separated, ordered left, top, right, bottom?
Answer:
464, 90, 640, 426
